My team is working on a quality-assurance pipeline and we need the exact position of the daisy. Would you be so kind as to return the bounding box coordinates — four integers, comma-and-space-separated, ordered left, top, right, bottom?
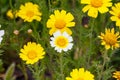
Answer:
109, 3, 120, 27
47, 10, 75, 35
81, 0, 112, 18
50, 30, 73, 53
98, 28, 120, 50
17, 2, 42, 22
66, 68, 94, 80
19, 42, 45, 64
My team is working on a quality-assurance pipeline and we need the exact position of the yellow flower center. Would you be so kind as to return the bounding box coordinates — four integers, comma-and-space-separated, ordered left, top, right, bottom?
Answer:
26, 11, 34, 18
76, 78, 84, 80
91, 0, 103, 8
55, 19, 66, 29
56, 37, 68, 48
118, 14, 120, 19
104, 33, 117, 45
27, 50, 37, 59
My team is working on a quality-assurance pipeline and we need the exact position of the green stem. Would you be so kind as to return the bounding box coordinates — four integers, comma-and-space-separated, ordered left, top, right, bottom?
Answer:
98, 50, 108, 80
60, 53, 64, 80
87, 18, 95, 68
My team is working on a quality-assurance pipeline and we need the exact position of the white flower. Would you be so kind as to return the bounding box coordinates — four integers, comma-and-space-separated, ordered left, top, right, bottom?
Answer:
0, 30, 4, 44
50, 30, 73, 53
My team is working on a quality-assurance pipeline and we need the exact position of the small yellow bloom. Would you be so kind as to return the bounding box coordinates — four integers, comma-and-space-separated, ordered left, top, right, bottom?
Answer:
81, 0, 112, 18
17, 2, 42, 22
19, 42, 45, 64
113, 71, 120, 80
98, 28, 120, 50
66, 68, 94, 80
6, 9, 17, 19
47, 10, 75, 35
109, 3, 120, 27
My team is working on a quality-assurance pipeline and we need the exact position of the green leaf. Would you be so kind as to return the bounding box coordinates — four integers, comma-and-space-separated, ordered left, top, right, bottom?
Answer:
4, 63, 16, 80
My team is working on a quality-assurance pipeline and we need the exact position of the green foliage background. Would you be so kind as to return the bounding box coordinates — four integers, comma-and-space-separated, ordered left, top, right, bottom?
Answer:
0, 0, 120, 80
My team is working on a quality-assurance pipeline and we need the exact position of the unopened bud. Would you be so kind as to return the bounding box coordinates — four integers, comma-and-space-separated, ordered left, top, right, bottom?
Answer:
27, 29, 32, 34
13, 30, 19, 35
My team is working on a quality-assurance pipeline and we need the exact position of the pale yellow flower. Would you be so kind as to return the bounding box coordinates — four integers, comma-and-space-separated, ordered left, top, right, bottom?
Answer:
98, 28, 120, 50
81, 0, 112, 18
47, 10, 75, 35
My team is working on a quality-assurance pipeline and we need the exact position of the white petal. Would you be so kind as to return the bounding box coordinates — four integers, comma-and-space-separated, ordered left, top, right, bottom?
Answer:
0, 30, 4, 37
53, 30, 61, 37
0, 38, 2, 43
57, 48, 62, 53
50, 37, 54, 41
68, 43, 73, 49
50, 41, 55, 47
68, 36, 73, 42
63, 48, 68, 52
63, 31, 69, 37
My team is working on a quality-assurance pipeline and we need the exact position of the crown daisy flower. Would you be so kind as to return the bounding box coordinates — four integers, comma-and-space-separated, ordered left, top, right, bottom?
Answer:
19, 42, 45, 64
17, 2, 42, 22
66, 68, 94, 80
0, 30, 4, 44
50, 30, 73, 53
98, 28, 120, 50
109, 3, 120, 28
113, 71, 120, 80
47, 10, 75, 35
81, 0, 112, 18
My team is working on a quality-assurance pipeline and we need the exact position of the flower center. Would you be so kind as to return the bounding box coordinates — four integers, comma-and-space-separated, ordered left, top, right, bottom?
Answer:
91, 0, 103, 8
26, 11, 34, 18
104, 33, 117, 45
55, 19, 66, 29
76, 78, 84, 80
27, 50, 37, 59
118, 14, 120, 19
56, 37, 68, 48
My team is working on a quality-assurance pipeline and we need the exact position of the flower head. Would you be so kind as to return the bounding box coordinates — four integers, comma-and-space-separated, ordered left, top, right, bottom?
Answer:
66, 68, 94, 80
113, 71, 120, 80
6, 9, 18, 19
6, 10, 14, 19
0, 30, 4, 44
50, 31, 73, 53
81, 0, 112, 18
17, 2, 42, 22
109, 3, 120, 27
19, 42, 45, 64
47, 10, 75, 35
98, 28, 120, 50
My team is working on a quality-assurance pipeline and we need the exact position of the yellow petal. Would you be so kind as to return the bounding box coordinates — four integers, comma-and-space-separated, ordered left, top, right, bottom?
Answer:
98, 7, 109, 13
88, 7, 98, 18
82, 5, 91, 13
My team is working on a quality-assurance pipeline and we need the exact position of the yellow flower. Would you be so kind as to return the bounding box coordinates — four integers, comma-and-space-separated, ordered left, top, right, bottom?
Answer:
17, 2, 42, 22
109, 3, 120, 27
6, 9, 17, 19
19, 42, 45, 64
66, 68, 94, 80
81, 0, 112, 18
50, 31, 73, 53
113, 71, 120, 80
47, 10, 75, 35
98, 28, 120, 50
